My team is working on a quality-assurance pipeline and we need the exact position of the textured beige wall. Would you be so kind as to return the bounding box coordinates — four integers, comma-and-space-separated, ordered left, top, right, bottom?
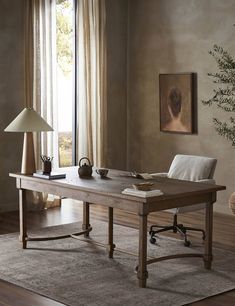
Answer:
0, 0, 24, 211
106, 0, 128, 170
127, 0, 235, 215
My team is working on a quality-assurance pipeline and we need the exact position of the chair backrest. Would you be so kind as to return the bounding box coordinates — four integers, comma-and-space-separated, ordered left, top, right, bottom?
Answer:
167, 154, 217, 181
166, 154, 217, 214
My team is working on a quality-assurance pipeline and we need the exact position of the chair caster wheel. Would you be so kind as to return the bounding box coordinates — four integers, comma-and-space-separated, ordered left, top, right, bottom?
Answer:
150, 237, 156, 244
184, 240, 191, 247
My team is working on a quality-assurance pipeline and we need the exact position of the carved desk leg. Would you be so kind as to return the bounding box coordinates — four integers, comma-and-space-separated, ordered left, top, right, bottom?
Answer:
138, 213, 148, 288
82, 202, 91, 237
19, 189, 27, 249
108, 207, 115, 258
204, 202, 213, 269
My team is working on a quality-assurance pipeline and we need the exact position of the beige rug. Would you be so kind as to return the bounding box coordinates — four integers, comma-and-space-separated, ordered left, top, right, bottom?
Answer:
0, 220, 234, 306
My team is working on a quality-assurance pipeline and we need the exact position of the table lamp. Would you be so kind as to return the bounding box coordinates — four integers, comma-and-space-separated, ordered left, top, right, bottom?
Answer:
4, 107, 53, 175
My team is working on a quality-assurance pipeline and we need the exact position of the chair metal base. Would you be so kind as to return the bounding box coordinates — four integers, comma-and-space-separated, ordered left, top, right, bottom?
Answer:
149, 214, 206, 247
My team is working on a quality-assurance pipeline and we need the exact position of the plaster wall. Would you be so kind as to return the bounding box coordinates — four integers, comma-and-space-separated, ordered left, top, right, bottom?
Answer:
106, 0, 128, 170
127, 0, 235, 214
0, 0, 24, 211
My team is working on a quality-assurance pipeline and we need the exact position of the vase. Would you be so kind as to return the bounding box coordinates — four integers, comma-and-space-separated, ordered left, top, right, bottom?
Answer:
228, 192, 235, 214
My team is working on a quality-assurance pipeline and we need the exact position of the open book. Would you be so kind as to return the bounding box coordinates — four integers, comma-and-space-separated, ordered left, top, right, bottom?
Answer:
122, 188, 163, 198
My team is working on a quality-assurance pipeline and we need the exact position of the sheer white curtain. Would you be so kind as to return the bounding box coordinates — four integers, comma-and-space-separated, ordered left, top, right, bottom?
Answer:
76, 0, 107, 167
24, 0, 59, 167
31, 0, 59, 167
24, 0, 60, 208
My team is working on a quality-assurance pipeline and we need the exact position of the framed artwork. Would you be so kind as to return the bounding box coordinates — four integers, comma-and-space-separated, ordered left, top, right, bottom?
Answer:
159, 73, 197, 134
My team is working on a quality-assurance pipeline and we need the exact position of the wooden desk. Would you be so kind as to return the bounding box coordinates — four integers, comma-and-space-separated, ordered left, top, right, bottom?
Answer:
10, 168, 225, 288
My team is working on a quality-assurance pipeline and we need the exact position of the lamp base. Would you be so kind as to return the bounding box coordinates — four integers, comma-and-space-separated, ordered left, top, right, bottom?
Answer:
21, 132, 36, 175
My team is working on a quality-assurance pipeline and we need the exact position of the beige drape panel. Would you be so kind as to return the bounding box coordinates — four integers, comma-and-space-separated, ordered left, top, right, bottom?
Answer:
77, 0, 107, 167
24, 0, 59, 167
24, 0, 34, 109
24, 0, 60, 209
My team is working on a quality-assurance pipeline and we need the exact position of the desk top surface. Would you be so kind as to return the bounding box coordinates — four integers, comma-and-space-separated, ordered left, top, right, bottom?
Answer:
10, 167, 226, 204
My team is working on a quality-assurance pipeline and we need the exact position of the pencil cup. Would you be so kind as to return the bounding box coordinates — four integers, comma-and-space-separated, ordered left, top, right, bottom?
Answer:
43, 161, 52, 174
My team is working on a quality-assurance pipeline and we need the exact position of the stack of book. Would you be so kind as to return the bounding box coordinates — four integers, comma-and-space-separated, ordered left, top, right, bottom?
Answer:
122, 188, 163, 198
33, 171, 66, 180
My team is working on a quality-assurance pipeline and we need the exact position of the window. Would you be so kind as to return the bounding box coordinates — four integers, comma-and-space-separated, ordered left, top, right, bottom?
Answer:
35, 0, 105, 168
56, 0, 75, 167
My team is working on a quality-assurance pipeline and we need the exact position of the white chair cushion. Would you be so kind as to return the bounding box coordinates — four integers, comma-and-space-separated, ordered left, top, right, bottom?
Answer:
151, 155, 217, 214
168, 155, 216, 181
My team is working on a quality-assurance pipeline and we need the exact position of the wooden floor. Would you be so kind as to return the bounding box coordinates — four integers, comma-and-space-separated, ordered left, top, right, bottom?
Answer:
0, 199, 234, 306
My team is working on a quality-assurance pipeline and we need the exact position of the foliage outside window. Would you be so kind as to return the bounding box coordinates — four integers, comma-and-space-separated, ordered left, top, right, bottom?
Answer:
56, 0, 73, 76
56, 0, 74, 167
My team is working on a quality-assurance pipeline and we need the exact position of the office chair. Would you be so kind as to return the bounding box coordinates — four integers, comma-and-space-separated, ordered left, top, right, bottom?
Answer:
149, 154, 217, 247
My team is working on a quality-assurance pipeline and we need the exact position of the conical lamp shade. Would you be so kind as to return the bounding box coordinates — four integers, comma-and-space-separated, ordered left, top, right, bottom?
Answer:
4, 107, 53, 174
4, 108, 53, 132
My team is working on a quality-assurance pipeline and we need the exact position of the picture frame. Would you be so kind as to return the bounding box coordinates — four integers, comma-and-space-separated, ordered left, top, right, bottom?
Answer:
159, 73, 197, 134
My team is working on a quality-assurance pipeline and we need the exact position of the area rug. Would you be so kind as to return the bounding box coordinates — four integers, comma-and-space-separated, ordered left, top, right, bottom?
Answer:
0, 220, 234, 306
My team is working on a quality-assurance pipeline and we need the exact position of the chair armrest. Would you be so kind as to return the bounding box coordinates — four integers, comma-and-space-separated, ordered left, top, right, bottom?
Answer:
151, 172, 168, 178
196, 179, 216, 185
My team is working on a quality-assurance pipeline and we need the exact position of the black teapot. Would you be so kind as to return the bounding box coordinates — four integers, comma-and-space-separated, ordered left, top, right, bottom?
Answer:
78, 157, 93, 178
